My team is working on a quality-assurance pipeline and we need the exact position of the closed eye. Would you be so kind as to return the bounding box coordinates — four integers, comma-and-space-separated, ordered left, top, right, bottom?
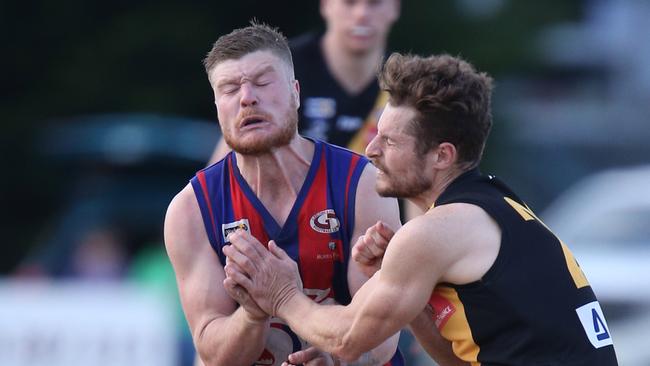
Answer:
220, 84, 240, 95
254, 79, 272, 87
382, 136, 396, 146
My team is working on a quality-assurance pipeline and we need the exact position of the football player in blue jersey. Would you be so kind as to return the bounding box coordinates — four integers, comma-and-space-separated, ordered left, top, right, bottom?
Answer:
164, 23, 461, 366
208, 0, 400, 163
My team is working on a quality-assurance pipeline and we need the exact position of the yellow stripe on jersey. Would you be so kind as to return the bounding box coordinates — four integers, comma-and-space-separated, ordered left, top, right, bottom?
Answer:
504, 197, 536, 221
435, 286, 481, 365
347, 91, 388, 154
504, 196, 589, 288
560, 240, 590, 289
504, 196, 590, 289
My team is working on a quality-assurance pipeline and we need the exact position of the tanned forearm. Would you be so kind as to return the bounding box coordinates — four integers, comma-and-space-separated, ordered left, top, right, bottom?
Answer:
277, 291, 353, 359
196, 307, 270, 366
277, 290, 389, 363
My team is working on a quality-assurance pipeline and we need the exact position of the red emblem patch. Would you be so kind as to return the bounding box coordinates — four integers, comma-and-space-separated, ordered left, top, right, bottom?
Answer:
428, 292, 456, 330
309, 209, 340, 233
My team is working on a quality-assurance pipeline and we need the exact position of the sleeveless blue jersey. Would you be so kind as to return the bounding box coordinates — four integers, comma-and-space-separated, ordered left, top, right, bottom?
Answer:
191, 139, 403, 366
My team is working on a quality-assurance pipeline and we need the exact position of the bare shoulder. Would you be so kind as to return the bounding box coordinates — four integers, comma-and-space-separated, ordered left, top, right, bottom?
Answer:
347, 163, 401, 293
164, 184, 237, 328
166, 184, 199, 221
356, 162, 379, 196
429, 203, 501, 284
164, 184, 208, 260
423, 202, 498, 244
386, 203, 501, 285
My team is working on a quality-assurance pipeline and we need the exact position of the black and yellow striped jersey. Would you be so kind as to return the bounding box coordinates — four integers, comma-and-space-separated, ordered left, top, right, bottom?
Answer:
429, 169, 618, 365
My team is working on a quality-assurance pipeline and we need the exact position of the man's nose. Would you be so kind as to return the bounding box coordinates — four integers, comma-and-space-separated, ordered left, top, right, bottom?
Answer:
239, 83, 258, 107
365, 135, 380, 158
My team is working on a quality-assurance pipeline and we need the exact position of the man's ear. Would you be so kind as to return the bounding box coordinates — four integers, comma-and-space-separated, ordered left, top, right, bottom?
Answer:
293, 79, 301, 109
432, 142, 458, 170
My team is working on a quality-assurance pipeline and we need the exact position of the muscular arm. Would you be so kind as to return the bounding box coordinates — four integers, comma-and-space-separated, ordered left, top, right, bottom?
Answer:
224, 214, 448, 362
275, 218, 442, 362
344, 164, 402, 364
225, 203, 498, 363
164, 185, 269, 366
350, 173, 467, 366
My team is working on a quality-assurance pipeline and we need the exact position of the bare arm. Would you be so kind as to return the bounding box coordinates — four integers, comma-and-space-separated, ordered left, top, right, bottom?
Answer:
352, 225, 468, 366
344, 164, 402, 364
278, 219, 444, 362
224, 203, 497, 363
164, 185, 269, 366
223, 215, 447, 362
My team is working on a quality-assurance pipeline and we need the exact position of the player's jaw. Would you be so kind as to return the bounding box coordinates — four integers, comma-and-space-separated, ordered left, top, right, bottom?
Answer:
372, 157, 432, 199
224, 105, 299, 156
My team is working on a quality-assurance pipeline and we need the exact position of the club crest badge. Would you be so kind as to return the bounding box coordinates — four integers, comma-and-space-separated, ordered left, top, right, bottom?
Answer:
222, 218, 250, 243
310, 209, 340, 234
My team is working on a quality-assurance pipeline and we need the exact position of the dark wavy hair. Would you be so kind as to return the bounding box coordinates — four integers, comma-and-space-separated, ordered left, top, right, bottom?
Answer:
379, 53, 494, 168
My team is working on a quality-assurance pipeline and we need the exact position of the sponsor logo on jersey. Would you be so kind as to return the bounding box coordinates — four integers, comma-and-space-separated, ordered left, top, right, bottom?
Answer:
305, 97, 336, 119
429, 292, 456, 330
222, 218, 250, 243
310, 209, 340, 234
576, 301, 614, 348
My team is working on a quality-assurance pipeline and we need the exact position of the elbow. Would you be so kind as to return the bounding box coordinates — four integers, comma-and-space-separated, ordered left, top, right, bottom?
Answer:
193, 330, 225, 366
194, 340, 216, 366
195, 333, 263, 366
195, 347, 247, 366
194, 325, 214, 365
332, 335, 365, 363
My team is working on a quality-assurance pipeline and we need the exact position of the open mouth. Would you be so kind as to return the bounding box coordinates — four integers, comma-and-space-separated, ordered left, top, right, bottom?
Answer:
241, 116, 266, 127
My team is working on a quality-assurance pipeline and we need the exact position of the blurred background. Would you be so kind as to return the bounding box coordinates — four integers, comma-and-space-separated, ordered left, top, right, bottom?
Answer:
1, 0, 648, 365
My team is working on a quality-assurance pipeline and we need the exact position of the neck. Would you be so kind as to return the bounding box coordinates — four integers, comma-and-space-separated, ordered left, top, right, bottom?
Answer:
321, 33, 385, 95
234, 136, 314, 225
408, 168, 465, 212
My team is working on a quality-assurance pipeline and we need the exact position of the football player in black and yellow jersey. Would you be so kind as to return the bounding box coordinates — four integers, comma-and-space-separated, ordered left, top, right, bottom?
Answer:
223, 52, 618, 366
